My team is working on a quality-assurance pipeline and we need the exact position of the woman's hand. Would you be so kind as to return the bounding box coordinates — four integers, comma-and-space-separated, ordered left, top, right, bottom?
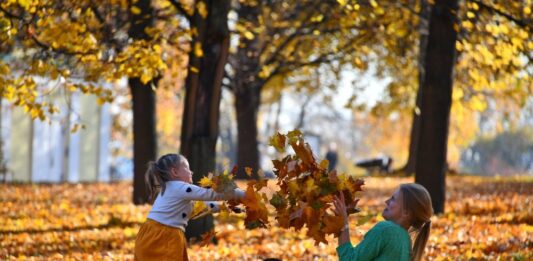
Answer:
333, 191, 349, 225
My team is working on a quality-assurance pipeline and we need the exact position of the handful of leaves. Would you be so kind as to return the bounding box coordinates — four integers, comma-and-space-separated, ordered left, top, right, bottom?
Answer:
268, 130, 364, 244
197, 166, 270, 230
197, 130, 364, 245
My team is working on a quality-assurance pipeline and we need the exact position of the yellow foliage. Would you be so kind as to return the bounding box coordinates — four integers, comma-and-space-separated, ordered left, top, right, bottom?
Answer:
0, 0, 185, 121
199, 176, 213, 187
2, 177, 531, 259
194, 42, 204, 57
196, 1, 208, 18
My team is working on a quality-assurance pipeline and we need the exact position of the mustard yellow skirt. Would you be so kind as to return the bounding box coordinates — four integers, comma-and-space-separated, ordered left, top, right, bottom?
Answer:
134, 219, 188, 261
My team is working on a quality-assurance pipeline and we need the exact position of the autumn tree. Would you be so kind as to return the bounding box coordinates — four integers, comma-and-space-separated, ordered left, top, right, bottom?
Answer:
227, 0, 394, 179
129, 0, 160, 204
403, 0, 533, 176
413, 0, 460, 214
362, 0, 531, 212
0, 1, 185, 203
166, 0, 232, 239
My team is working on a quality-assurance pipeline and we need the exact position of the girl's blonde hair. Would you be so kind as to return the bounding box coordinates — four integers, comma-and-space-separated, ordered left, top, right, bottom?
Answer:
400, 183, 433, 261
145, 153, 184, 203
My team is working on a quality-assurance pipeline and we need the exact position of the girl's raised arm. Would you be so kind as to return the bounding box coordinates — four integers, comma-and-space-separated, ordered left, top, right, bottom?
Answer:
180, 183, 245, 201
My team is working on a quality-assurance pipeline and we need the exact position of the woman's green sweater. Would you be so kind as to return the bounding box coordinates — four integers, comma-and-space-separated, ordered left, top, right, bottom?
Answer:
336, 221, 411, 261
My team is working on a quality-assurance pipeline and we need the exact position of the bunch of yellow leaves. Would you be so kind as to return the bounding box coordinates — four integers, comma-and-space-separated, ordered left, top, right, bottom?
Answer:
197, 130, 364, 244
197, 166, 270, 229
268, 130, 364, 245
198, 166, 239, 194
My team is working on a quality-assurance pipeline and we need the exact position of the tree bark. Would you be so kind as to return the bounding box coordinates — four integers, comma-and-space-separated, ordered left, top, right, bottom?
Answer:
130, 79, 157, 204
404, 0, 430, 175
180, 0, 230, 240
235, 85, 261, 179
414, 0, 459, 214
233, 3, 262, 179
129, 0, 159, 205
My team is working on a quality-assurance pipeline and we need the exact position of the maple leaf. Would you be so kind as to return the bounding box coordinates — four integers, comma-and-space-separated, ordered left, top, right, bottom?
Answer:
319, 159, 330, 170
289, 139, 316, 167
286, 129, 303, 144
198, 230, 217, 247
245, 167, 253, 177
198, 176, 213, 188
191, 201, 207, 219
269, 193, 286, 209
204, 168, 237, 194
322, 215, 345, 235
268, 132, 287, 153
240, 182, 269, 229
253, 179, 268, 191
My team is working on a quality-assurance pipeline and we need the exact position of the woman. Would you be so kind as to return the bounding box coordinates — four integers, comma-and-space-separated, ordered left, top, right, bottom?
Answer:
333, 183, 433, 261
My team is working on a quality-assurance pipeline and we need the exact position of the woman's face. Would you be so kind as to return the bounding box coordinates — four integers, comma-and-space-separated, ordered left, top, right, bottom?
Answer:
382, 188, 408, 223
174, 159, 193, 183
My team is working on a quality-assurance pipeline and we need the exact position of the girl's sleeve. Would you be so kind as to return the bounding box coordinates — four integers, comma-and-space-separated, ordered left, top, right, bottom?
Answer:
336, 227, 385, 261
181, 184, 245, 201
205, 201, 221, 212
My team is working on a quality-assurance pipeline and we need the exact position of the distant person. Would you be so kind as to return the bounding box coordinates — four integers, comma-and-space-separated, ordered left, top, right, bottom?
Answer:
134, 153, 244, 260
333, 183, 433, 261
325, 142, 339, 172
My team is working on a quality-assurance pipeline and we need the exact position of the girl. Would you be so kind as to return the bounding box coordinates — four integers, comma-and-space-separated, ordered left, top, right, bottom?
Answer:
134, 153, 244, 261
333, 183, 433, 261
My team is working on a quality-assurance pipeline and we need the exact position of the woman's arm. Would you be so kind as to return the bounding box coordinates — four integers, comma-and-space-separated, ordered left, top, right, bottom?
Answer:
337, 226, 385, 261
333, 192, 384, 261
333, 192, 350, 246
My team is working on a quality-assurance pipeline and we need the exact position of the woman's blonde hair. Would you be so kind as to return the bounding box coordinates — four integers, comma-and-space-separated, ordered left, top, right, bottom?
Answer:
400, 183, 433, 261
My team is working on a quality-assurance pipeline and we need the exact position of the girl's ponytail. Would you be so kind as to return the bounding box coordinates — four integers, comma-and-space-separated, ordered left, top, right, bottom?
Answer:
145, 161, 163, 203
412, 220, 431, 261
145, 154, 182, 203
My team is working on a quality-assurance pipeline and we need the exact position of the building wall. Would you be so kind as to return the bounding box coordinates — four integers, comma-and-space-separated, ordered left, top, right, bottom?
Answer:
2, 89, 111, 183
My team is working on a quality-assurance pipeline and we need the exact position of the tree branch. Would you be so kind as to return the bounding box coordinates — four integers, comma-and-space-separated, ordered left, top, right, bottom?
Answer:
31, 35, 97, 56
168, 0, 192, 22
470, 0, 533, 32
259, 1, 325, 67
0, 5, 25, 21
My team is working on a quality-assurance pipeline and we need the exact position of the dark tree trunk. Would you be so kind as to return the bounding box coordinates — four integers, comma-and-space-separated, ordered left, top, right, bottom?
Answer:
414, 0, 459, 214
129, 0, 159, 205
233, 3, 262, 179
180, 0, 230, 240
405, 89, 422, 175
235, 85, 261, 179
130, 79, 157, 204
404, 0, 430, 175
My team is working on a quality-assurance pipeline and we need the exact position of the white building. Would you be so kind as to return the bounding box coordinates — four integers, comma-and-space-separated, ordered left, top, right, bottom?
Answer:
1, 84, 112, 183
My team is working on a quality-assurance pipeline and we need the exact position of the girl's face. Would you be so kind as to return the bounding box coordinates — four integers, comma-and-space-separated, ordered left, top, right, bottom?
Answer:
173, 159, 193, 183
382, 188, 410, 226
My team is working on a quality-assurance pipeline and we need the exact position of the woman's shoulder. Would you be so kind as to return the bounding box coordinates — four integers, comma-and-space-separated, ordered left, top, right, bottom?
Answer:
371, 221, 409, 235
363, 221, 410, 246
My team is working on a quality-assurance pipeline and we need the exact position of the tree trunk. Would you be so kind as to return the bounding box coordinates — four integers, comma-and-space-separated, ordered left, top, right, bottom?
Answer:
404, 0, 430, 175
414, 0, 459, 214
130, 79, 158, 204
235, 85, 261, 179
405, 89, 422, 175
129, 0, 158, 205
233, 3, 262, 179
180, 0, 230, 240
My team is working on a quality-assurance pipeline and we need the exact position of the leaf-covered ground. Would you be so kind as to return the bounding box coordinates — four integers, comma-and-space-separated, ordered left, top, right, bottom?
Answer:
1, 176, 531, 260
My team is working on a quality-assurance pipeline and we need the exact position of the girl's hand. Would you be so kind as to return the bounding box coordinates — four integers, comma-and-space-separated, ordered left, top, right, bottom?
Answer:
333, 191, 348, 224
